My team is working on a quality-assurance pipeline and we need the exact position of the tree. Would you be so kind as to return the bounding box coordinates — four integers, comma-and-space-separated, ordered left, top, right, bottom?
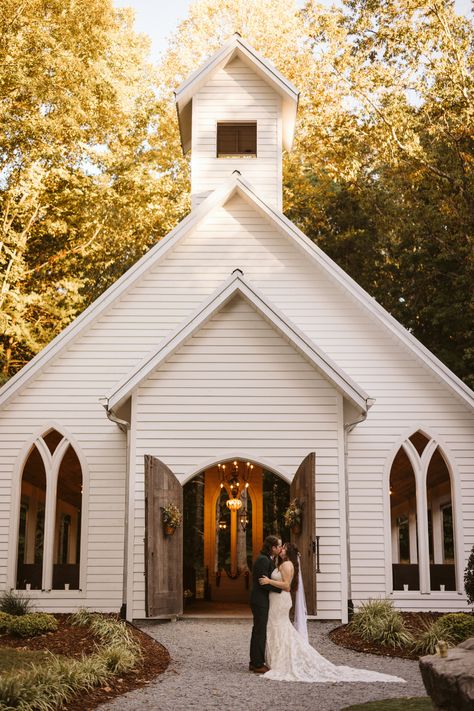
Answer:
0, 0, 188, 380
300, 0, 474, 385
2, 0, 472, 389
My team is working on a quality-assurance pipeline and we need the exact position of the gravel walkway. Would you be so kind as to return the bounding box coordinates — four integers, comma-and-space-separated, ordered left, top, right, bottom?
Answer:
102, 620, 426, 711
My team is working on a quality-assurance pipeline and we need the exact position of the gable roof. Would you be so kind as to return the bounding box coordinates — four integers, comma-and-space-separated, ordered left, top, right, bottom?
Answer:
106, 271, 370, 414
174, 34, 299, 153
0, 173, 472, 412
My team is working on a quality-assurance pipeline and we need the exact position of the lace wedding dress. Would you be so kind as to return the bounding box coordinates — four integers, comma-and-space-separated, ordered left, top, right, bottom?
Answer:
262, 570, 405, 683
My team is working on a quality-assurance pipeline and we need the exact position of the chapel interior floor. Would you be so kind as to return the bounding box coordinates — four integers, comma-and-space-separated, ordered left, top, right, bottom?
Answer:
182, 601, 252, 618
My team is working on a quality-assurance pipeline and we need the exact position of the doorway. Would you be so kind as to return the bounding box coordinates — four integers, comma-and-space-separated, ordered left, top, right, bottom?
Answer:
183, 459, 290, 610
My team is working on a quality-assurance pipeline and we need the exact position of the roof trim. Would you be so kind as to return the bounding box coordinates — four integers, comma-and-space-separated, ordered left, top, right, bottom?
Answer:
1, 172, 472, 412
0, 179, 239, 408
106, 271, 370, 413
229, 180, 474, 411
174, 34, 299, 153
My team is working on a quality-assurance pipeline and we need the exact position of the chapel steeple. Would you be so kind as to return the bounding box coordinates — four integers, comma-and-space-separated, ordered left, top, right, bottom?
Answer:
174, 35, 299, 211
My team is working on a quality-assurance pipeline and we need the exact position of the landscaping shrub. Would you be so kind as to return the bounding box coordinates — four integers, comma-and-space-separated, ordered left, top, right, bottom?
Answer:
0, 612, 142, 710
350, 598, 414, 648
8, 612, 58, 637
435, 613, 474, 644
464, 544, 474, 606
411, 617, 453, 656
0, 589, 32, 616
412, 613, 474, 655
0, 611, 13, 632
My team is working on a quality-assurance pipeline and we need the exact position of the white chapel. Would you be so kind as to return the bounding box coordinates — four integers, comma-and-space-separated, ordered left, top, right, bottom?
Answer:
1, 35, 473, 623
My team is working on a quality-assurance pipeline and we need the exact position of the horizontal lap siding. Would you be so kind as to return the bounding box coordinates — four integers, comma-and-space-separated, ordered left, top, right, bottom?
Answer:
132, 297, 342, 618
192, 57, 281, 210
0, 387, 127, 612
1, 182, 472, 616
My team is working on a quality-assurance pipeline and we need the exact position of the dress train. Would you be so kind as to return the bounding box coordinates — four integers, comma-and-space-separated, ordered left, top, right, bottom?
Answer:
262, 570, 405, 683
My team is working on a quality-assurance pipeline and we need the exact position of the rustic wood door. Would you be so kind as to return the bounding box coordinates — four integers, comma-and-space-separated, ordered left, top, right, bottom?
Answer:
290, 453, 316, 615
144, 455, 183, 617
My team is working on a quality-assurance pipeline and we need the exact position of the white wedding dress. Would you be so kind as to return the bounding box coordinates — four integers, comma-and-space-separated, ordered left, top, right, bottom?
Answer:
262, 570, 405, 683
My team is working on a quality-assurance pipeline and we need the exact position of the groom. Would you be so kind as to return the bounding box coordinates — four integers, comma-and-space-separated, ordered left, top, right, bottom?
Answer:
249, 534, 282, 673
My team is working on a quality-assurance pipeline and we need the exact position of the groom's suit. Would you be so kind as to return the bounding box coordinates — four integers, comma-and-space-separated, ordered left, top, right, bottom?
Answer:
249, 553, 281, 669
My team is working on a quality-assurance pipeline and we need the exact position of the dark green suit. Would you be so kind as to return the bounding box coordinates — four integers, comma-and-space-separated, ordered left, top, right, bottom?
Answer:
249, 553, 281, 667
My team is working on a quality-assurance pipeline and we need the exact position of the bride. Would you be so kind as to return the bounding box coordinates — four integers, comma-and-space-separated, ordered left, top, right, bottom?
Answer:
258, 542, 405, 683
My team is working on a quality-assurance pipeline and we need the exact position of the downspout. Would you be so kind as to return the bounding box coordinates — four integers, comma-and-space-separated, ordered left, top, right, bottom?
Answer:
343, 397, 376, 620
99, 397, 131, 619
99, 397, 130, 433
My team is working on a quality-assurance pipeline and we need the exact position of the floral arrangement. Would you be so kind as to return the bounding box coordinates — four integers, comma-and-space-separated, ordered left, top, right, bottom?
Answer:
284, 498, 302, 528
160, 503, 183, 529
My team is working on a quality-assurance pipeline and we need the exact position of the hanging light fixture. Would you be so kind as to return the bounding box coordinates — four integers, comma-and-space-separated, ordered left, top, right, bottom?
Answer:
239, 510, 249, 531
218, 461, 252, 511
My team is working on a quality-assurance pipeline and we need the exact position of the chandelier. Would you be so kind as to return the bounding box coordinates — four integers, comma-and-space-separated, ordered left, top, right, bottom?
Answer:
218, 460, 253, 511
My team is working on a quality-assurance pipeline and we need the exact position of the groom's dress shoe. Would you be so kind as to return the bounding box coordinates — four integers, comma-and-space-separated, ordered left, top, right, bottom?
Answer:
252, 664, 269, 674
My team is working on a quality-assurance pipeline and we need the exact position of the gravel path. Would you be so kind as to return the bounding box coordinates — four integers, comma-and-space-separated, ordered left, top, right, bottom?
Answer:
102, 620, 426, 711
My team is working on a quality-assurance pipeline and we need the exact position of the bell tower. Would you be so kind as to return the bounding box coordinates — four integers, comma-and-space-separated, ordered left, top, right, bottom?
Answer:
175, 35, 299, 211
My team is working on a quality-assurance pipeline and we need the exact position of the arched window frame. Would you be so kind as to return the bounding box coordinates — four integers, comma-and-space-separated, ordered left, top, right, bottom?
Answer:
384, 427, 463, 595
9, 423, 89, 594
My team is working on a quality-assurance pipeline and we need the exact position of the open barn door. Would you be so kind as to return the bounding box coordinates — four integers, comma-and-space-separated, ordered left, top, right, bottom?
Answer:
144, 455, 183, 617
290, 453, 316, 615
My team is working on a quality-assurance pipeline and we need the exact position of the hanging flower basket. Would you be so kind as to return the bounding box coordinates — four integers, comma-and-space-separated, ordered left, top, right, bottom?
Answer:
284, 498, 302, 533
161, 503, 182, 536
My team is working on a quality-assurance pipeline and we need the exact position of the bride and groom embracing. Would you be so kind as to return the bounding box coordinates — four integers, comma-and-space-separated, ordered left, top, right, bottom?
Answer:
249, 535, 405, 683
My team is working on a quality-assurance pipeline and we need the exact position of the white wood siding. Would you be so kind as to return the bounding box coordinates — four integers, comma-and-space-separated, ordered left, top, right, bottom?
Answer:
191, 57, 282, 210
0, 393, 127, 612
0, 191, 472, 617
132, 296, 342, 618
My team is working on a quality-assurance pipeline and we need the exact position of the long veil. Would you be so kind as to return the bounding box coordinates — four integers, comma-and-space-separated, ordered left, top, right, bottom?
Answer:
293, 556, 308, 642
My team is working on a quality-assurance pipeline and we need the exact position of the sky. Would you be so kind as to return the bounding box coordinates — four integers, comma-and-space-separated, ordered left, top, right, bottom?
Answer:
114, 0, 473, 63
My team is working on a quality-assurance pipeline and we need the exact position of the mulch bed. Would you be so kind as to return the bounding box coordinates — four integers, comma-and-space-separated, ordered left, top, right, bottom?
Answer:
0, 614, 170, 710
329, 612, 443, 660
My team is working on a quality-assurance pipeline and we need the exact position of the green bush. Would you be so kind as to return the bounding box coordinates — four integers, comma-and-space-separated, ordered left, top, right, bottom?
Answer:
0, 612, 143, 710
412, 617, 453, 655
8, 612, 58, 638
436, 613, 474, 643
0, 589, 32, 616
0, 611, 13, 632
412, 613, 474, 655
464, 545, 474, 605
350, 598, 414, 648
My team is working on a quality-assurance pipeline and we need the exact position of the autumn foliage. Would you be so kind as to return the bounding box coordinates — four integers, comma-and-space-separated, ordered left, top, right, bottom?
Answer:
1, 0, 472, 386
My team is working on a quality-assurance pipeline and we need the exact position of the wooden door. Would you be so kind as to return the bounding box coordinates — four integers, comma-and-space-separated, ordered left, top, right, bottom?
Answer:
290, 453, 316, 615
144, 455, 183, 617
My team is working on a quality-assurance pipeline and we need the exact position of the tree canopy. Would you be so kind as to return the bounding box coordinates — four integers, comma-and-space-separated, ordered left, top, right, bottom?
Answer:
1, 0, 472, 387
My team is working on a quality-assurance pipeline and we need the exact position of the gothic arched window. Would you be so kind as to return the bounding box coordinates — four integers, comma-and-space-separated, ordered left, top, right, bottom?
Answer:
16, 430, 83, 591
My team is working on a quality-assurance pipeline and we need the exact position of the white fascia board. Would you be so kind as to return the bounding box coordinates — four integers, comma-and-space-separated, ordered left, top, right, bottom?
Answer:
174, 35, 299, 153
175, 35, 298, 108
107, 272, 369, 414
234, 180, 474, 411
0, 178, 240, 409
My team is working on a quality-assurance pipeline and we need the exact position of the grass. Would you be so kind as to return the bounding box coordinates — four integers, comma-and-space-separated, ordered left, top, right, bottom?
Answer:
342, 698, 434, 711
0, 612, 143, 711
0, 648, 55, 673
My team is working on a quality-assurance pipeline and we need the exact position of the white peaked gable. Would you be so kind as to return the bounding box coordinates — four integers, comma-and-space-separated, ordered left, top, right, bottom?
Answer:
174, 34, 299, 153
106, 272, 370, 414
1, 175, 472, 413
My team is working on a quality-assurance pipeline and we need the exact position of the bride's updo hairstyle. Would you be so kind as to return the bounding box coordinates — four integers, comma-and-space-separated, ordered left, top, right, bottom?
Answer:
283, 542, 299, 592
